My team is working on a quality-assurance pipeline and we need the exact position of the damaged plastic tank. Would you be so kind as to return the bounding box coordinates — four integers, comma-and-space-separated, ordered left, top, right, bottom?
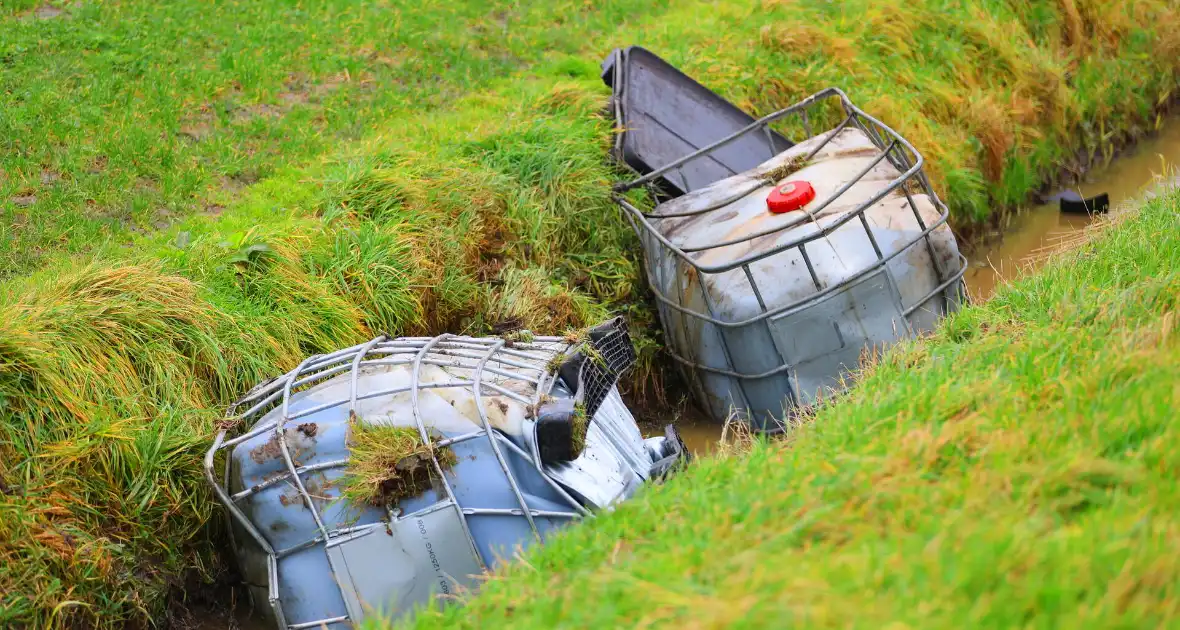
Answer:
611, 85, 968, 430
205, 318, 685, 629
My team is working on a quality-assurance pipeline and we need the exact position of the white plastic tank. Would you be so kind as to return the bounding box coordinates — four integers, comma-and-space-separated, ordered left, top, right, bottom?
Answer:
205, 319, 685, 628
615, 89, 967, 429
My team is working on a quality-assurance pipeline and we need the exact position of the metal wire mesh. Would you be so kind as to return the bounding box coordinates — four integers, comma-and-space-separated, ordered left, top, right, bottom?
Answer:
612, 88, 968, 428
204, 333, 609, 629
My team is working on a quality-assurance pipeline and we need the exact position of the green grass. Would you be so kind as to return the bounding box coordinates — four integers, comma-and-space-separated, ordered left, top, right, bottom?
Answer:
2, 0, 1180, 627
336, 423, 457, 509
390, 188, 1180, 629
0, 0, 677, 279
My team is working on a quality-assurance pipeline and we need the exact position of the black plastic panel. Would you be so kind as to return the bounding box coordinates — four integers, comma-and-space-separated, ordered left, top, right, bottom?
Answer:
602, 46, 793, 197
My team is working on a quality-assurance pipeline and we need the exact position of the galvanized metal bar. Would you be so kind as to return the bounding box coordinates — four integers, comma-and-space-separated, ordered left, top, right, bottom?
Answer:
494, 434, 592, 517
742, 264, 769, 312
395, 499, 459, 523
233, 341, 369, 407
676, 140, 899, 254
268, 555, 287, 630
657, 251, 964, 383
638, 115, 855, 222
276, 525, 378, 559
408, 334, 486, 570
275, 425, 329, 540
621, 86, 928, 200
383, 335, 564, 346
798, 243, 823, 290
365, 349, 534, 372
434, 430, 488, 449
851, 112, 891, 156
356, 356, 543, 387
479, 381, 536, 404
798, 114, 854, 163
275, 536, 326, 560
619, 152, 917, 272
232, 459, 350, 502
289, 381, 474, 422
858, 213, 884, 260
695, 264, 756, 413
203, 430, 276, 555
526, 358, 555, 466
762, 124, 777, 155
263, 353, 357, 553
663, 349, 794, 380
288, 616, 350, 630
884, 143, 952, 289
615, 94, 941, 274
635, 202, 952, 328
470, 339, 540, 538
902, 254, 968, 317
284, 376, 535, 423
220, 432, 240, 559
460, 508, 579, 519
407, 340, 556, 363
348, 336, 385, 415
656, 215, 709, 415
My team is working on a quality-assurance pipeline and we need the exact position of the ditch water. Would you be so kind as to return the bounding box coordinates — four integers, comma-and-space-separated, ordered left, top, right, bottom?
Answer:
645, 116, 1180, 455
964, 117, 1180, 300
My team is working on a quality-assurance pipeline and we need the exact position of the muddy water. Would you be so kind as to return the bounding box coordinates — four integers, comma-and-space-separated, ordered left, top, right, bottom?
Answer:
646, 117, 1180, 452
964, 118, 1180, 299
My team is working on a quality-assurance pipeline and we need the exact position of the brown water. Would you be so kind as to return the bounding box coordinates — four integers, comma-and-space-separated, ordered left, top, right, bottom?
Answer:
646, 116, 1180, 452
964, 117, 1180, 299
638, 403, 725, 455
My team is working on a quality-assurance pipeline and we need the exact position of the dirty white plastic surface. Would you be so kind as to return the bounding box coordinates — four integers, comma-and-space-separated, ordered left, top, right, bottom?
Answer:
641, 127, 964, 425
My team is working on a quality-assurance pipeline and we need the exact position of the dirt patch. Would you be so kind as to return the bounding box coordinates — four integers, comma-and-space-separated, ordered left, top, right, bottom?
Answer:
248, 434, 282, 464
11, 193, 37, 207
203, 203, 226, 217
40, 169, 61, 186
179, 106, 216, 143
219, 172, 258, 195
277, 72, 349, 108
165, 568, 267, 630
178, 123, 214, 143
87, 155, 108, 174
233, 103, 283, 123
152, 208, 175, 230
33, 4, 63, 19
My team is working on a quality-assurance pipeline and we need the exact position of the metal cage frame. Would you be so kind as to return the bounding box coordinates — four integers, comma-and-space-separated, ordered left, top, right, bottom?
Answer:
612, 87, 968, 426
205, 334, 601, 629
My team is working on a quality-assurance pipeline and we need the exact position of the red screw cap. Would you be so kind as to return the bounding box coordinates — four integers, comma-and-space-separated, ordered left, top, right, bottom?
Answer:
766, 180, 816, 214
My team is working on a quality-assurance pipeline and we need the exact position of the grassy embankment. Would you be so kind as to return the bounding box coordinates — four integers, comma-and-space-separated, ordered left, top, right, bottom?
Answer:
2, 0, 1179, 626
394, 186, 1180, 629
0, 0, 680, 279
